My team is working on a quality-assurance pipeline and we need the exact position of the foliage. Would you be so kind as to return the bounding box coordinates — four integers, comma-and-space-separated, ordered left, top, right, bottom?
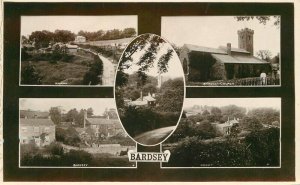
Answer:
167, 136, 251, 167
156, 78, 184, 112
21, 64, 42, 85
55, 126, 81, 147
45, 142, 64, 156
239, 116, 263, 131
245, 128, 280, 166
247, 108, 280, 125
21, 48, 31, 61
49, 107, 62, 125
29, 30, 54, 49
77, 27, 136, 41
166, 127, 279, 167
117, 34, 174, 87
256, 50, 273, 61
53, 30, 75, 43
82, 55, 103, 85
234, 16, 280, 27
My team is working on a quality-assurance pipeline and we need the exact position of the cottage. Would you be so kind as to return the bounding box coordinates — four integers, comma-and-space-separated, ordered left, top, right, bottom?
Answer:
75, 35, 86, 43
180, 28, 272, 83
128, 92, 156, 107
212, 117, 239, 136
20, 117, 56, 147
83, 111, 124, 138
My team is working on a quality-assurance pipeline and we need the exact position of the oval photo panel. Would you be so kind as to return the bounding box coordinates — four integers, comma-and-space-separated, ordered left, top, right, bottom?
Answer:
115, 33, 185, 146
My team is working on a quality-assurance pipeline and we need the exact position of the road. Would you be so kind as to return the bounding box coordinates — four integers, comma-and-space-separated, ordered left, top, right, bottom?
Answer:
78, 48, 116, 86
134, 126, 176, 145
98, 54, 116, 86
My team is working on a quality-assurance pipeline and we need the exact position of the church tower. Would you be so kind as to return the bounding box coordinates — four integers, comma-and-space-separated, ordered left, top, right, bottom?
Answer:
238, 28, 254, 55
157, 73, 162, 88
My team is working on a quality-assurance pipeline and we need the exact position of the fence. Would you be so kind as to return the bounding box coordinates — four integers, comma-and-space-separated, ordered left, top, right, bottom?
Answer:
189, 77, 280, 86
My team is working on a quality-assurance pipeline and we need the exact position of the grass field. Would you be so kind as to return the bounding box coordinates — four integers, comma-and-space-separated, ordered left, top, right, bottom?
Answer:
21, 54, 93, 85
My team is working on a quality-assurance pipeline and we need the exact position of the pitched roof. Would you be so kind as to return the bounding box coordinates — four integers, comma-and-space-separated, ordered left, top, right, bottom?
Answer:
136, 95, 156, 102
218, 46, 250, 54
86, 118, 120, 125
211, 54, 270, 64
128, 100, 148, 106
20, 118, 55, 126
184, 44, 227, 54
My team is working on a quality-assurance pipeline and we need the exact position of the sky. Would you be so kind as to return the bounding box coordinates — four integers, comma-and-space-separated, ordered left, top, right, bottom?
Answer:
20, 98, 116, 116
21, 16, 138, 36
184, 98, 281, 110
122, 35, 184, 79
162, 16, 280, 57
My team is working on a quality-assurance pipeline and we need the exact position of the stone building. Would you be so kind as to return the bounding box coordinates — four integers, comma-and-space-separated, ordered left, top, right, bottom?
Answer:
180, 28, 272, 83
83, 111, 125, 138
20, 117, 56, 147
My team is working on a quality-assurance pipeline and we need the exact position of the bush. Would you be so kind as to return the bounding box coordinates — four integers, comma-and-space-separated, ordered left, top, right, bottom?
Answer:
45, 142, 64, 156
167, 136, 251, 167
55, 126, 81, 147
21, 64, 42, 84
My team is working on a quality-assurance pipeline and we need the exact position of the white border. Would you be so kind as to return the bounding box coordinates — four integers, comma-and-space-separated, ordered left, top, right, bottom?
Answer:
18, 98, 138, 169
113, 33, 186, 147
160, 97, 282, 169
19, 15, 139, 87
161, 15, 282, 88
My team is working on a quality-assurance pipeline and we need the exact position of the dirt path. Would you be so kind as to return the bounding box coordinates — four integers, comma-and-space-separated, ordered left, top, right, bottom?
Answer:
134, 126, 176, 145
98, 54, 116, 86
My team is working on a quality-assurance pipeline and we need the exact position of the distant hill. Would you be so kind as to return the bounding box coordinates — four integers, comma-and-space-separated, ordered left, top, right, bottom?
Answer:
20, 110, 49, 119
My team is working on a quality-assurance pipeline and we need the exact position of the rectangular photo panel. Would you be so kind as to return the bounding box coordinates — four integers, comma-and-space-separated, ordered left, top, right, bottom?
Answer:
19, 98, 137, 168
20, 16, 138, 86
161, 16, 281, 87
161, 98, 281, 168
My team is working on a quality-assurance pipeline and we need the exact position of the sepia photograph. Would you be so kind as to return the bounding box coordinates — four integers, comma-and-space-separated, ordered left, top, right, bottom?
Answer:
162, 16, 281, 86
115, 33, 185, 146
20, 16, 137, 86
162, 98, 281, 168
19, 98, 136, 168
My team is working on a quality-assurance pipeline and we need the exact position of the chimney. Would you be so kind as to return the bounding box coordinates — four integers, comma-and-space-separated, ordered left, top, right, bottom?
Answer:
227, 43, 231, 55
140, 91, 143, 101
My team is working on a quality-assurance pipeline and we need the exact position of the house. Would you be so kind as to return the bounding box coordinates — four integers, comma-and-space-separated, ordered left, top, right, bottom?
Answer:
65, 44, 78, 53
83, 111, 124, 138
212, 117, 239, 136
128, 92, 156, 107
20, 117, 56, 147
180, 28, 272, 83
75, 35, 86, 43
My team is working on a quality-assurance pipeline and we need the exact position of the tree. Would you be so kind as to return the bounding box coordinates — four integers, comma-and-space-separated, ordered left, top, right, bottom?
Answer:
234, 16, 280, 27
65, 108, 79, 122
21, 64, 42, 84
54, 30, 75, 43
29, 30, 53, 49
247, 108, 280, 126
256, 50, 272, 61
122, 28, 137, 38
117, 34, 174, 87
240, 116, 263, 131
49, 107, 62, 125
220, 105, 246, 120
202, 110, 210, 116
87, 108, 94, 117
245, 128, 280, 166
